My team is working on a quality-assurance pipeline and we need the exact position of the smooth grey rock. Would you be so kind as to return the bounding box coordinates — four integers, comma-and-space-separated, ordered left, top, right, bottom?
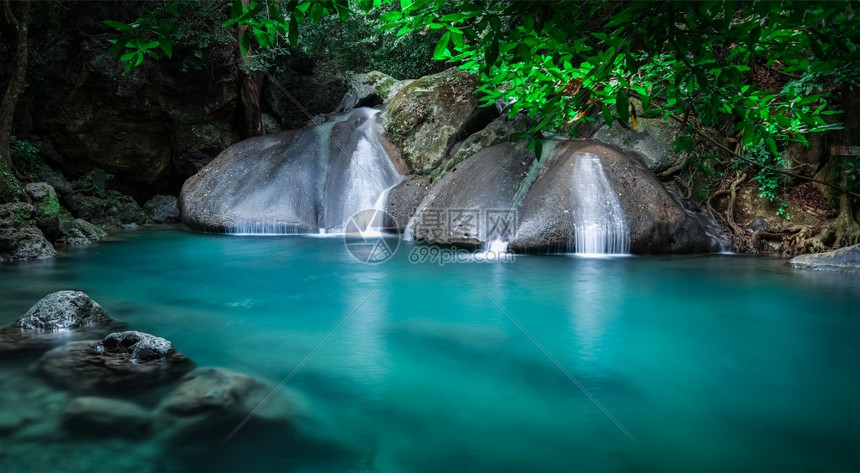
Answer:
385, 176, 431, 233
409, 142, 533, 246
790, 243, 860, 271
39, 332, 194, 392
15, 291, 111, 331
180, 108, 402, 233
408, 140, 725, 254
62, 396, 151, 435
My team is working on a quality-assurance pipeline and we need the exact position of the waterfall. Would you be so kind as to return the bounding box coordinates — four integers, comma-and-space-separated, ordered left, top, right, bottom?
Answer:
322, 109, 402, 233
570, 153, 630, 255
223, 108, 401, 235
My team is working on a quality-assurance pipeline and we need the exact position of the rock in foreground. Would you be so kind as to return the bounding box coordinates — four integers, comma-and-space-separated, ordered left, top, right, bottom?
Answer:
15, 291, 111, 331
1, 291, 124, 356
39, 331, 194, 392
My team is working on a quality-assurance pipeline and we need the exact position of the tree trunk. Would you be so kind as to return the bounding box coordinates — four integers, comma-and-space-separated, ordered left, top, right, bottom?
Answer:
236, 0, 263, 139
239, 69, 264, 138
0, 0, 30, 203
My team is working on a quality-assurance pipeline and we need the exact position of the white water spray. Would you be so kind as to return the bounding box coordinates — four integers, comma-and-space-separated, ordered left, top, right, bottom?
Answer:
571, 153, 630, 255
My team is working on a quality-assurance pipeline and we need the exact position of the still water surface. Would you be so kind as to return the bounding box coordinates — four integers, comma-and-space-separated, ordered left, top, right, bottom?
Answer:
0, 227, 857, 472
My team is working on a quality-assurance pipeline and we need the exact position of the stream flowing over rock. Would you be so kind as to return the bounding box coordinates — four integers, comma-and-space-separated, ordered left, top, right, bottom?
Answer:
408, 140, 726, 254
180, 107, 403, 234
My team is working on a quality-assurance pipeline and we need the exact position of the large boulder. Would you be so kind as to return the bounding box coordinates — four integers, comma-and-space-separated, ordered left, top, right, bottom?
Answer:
408, 143, 533, 246
180, 108, 403, 233
408, 140, 725, 253
0, 202, 58, 261
512, 141, 723, 253
382, 68, 488, 174
790, 243, 860, 271
38, 331, 194, 392
24, 182, 61, 237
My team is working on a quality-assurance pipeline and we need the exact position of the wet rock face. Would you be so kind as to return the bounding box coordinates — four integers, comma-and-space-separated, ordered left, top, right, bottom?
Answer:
409, 140, 724, 254
15, 291, 111, 331
385, 176, 432, 233
39, 332, 194, 392
382, 68, 482, 174
264, 58, 349, 129
409, 143, 533, 246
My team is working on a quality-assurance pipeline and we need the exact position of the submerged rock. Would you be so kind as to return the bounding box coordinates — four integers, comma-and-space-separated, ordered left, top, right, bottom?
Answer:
790, 244, 860, 271
38, 331, 194, 392
62, 396, 151, 435
156, 367, 302, 441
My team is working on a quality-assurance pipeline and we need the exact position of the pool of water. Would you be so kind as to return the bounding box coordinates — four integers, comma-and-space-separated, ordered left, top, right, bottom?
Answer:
1, 226, 857, 472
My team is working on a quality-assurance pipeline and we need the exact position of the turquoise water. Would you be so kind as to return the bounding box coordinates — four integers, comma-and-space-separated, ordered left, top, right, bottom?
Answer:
0, 226, 857, 472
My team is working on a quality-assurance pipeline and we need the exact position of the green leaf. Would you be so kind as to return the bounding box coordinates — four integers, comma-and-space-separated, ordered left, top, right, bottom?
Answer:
616, 90, 629, 124
766, 136, 779, 156
673, 135, 695, 153
158, 38, 172, 58
484, 36, 499, 73
379, 11, 403, 22
103, 20, 133, 32
440, 13, 467, 22
120, 51, 137, 62
288, 14, 298, 48
433, 31, 450, 60
601, 104, 613, 126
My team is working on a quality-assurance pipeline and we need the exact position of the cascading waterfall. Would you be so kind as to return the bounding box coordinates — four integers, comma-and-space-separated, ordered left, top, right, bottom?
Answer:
570, 153, 630, 255
225, 108, 402, 235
